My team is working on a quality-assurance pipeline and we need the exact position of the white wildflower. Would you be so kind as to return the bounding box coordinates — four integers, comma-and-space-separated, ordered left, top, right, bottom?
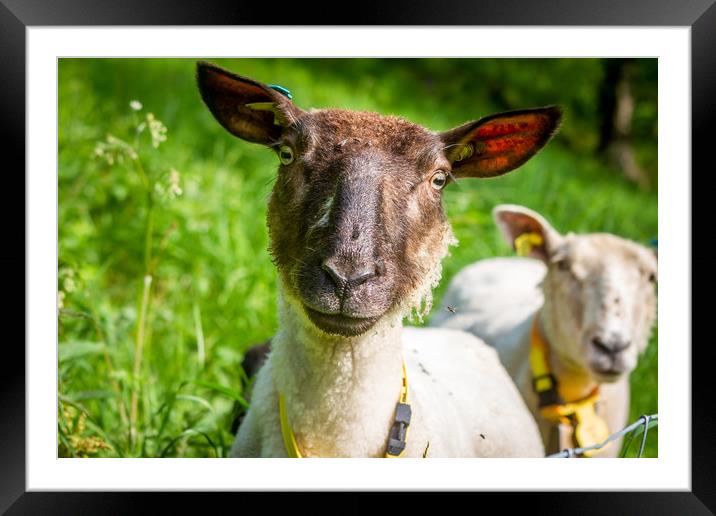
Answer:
63, 276, 76, 293
168, 168, 183, 198
130, 100, 143, 111
146, 113, 168, 148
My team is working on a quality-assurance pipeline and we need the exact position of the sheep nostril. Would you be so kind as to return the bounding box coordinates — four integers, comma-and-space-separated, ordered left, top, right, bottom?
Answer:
592, 337, 630, 356
322, 259, 347, 288
349, 267, 377, 287
322, 258, 377, 289
592, 337, 613, 356
612, 340, 631, 354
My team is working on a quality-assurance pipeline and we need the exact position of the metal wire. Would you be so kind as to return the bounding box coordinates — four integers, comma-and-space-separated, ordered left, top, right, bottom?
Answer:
547, 414, 658, 458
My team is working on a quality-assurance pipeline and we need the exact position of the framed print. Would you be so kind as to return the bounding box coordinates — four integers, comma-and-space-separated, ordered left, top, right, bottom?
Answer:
3, 0, 710, 512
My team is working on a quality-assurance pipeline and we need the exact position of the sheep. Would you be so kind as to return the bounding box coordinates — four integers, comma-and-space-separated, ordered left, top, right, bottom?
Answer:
431, 204, 657, 457
196, 62, 563, 457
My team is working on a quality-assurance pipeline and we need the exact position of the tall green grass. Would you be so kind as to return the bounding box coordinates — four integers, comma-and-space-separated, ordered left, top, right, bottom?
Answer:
58, 58, 657, 458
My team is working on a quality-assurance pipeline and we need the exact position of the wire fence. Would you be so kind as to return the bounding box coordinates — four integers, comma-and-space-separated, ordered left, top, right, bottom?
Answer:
547, 414, 658, 458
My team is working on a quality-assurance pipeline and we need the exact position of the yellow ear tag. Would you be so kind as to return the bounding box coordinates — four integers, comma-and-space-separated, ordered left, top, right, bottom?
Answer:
514, 232, 543, 257
574, 403, 611, 457
454, 143, 474, 162
245, 102, 286, 127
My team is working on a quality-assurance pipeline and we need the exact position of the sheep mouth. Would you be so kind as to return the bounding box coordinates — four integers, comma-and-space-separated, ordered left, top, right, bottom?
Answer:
589, 365, 626, 382
303, 306, 381, 337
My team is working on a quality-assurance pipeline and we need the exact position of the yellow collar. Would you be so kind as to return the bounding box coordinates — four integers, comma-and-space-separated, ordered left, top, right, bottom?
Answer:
279, 359, 411, 458
530, 314, 610, 456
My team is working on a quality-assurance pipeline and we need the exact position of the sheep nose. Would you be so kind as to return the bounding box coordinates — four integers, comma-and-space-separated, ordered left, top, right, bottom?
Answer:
322, 257, 378, 288
591, 335, 630, 356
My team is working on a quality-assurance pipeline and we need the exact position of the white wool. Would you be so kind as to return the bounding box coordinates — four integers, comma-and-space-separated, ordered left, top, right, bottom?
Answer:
401, 225, 458, 324
230, 274, 544, 458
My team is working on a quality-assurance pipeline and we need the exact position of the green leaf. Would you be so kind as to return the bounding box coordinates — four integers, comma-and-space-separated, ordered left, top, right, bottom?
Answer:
160, 428, 218, 458
66, 390, 119, 401
191, 380, 248, 408
621, 416, 658, 457
175, 394, 214, 413
58, 341, 107, 362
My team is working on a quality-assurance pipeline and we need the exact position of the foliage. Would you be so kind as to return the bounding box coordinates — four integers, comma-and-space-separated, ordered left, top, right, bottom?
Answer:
58, 58, 658, 458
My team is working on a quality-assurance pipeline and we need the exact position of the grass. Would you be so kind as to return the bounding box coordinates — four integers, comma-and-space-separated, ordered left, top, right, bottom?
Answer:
58, 58, 657, 458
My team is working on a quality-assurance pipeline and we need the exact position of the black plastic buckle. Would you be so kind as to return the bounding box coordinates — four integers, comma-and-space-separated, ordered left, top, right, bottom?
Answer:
386, 402, 412, 456
532, 373, 564, 408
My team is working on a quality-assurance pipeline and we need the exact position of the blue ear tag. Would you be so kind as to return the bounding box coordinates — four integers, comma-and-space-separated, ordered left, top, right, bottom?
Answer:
268, 84, 293, 100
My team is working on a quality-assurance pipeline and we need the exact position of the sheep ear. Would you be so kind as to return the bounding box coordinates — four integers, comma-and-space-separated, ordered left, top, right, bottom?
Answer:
441, 106, 562, 178
196, 61, 304, 145
492, 204, 563, 262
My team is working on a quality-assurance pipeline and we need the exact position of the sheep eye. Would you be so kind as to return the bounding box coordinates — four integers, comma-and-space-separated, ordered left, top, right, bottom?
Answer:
278, 145, 295, 165
556, 259, 570, 272
430, 170, 448, 191
640, 267, 657, 283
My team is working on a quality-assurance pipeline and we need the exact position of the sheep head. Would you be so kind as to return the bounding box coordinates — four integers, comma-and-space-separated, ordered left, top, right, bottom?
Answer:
197, 62, 562, 337
494, 204, 658, 382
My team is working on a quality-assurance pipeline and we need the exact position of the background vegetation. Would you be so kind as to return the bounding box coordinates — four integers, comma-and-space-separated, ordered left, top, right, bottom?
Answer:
58, 58, 658, 458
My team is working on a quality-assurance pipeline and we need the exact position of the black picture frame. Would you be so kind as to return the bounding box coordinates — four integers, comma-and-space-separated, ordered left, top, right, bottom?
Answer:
3, 0, 708, 513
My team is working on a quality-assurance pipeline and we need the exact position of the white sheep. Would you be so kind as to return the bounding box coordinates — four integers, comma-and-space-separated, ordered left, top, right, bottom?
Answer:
236, 303, 546, 457
432, 204, 657, 457
197, 62, 563, 457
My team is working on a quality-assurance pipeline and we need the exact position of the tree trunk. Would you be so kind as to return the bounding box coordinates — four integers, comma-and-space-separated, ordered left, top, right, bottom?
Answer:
598, 59, 650, 189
